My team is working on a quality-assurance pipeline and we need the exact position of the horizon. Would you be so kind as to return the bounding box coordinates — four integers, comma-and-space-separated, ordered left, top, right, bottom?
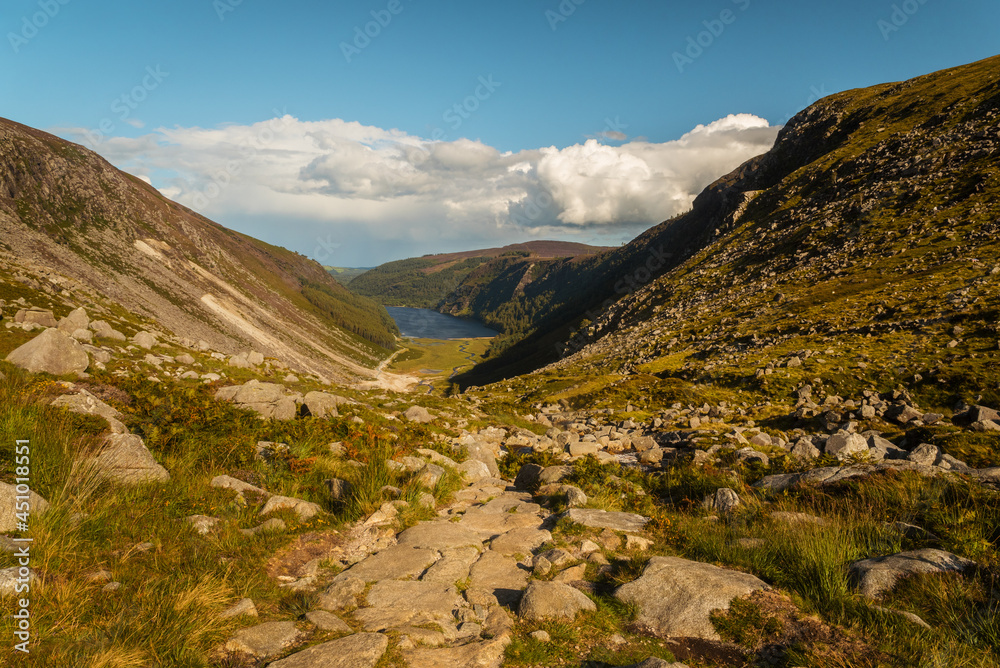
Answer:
4, 0, 1000, 265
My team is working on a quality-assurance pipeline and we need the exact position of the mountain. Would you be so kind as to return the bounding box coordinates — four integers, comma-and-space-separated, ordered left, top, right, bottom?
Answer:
325, 266, 373, 285
348, 241, 610, 309
456, 55, 1000, 400
0, 118, 398, 382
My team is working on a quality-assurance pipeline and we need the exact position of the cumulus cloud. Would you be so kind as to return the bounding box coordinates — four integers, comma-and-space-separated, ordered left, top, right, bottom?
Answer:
57, 113, 778, 264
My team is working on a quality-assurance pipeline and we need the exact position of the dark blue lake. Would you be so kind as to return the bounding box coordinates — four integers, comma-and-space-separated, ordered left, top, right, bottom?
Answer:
386, 307, 498, 340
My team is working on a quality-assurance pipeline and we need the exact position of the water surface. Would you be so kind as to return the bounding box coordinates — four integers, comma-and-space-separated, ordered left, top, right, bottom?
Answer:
386, 307, 498, 340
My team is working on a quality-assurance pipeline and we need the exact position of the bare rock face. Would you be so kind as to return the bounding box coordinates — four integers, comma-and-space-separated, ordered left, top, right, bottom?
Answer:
6, 328, 89, 375
849, 548, 976, 598
615, 556, 769, 640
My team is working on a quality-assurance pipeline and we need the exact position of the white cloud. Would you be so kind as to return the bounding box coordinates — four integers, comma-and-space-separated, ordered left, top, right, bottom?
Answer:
57, 113, 779, 264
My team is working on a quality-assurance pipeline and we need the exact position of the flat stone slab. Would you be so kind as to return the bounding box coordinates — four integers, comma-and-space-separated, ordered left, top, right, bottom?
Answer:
519, 580, 596, 621
469, 550, 530, 607
489, 528, 552, 556
305, 610, 352, 633
849, 548, 976, 598
354, 580, 464, 631
396, 521, 483, 551
459, 509, 545, 540
268, 632, 388, 668
420, 547, 481, 585
224, 620, 302, 658
316, 577, 366, 611
335, 545, 439, 583
402, 636, 510, 668
615, 556, 768, 640
563, 508, 649, 532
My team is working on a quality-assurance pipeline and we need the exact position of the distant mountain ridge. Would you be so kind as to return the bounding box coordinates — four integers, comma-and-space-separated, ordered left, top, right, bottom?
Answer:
348, 240, 610, 309
0, 117, 397, 382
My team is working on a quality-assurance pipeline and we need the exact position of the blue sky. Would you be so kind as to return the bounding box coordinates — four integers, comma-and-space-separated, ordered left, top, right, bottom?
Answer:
3, 0, 999, 265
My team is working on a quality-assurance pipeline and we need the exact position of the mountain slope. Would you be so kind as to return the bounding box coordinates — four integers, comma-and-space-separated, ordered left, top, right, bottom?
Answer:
0, 118, 397, 382
493, 54, 1000, 414
349, 240, 609, 309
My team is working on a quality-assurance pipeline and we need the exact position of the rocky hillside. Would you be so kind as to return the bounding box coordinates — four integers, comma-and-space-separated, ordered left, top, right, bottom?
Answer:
349, 241, 609, 309
0, 118, 398, 383
456, 54, 1000, 389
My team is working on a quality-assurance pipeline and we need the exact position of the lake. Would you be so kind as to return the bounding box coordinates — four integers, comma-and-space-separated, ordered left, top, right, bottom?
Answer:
386, 307, 498, 340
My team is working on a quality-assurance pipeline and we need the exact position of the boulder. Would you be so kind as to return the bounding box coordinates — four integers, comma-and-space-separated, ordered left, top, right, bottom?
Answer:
615, 556, 769, 640
537, 483, 587, 507
90, 433, 170, 484
907, 443, 940, 467
175, 353, 195, 365
90, 320, 126, 341
404, 405, 435, 423
457, 459, 491, 483
15, 308, 57, 327
268, 632, 388, 668
303, 391, 346, 418
849, 548, 976, 598
0, 482, 50, 532
6, 328, 89, 375
519, 580, 596, 621
57, 307, 89, 333
0, 566, 37, 595
703, 488, 740, 514
131, 331, 157, 349
825, 433, 869, 460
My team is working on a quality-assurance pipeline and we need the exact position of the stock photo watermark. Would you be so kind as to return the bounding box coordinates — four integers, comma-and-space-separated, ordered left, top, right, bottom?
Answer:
214, 0, 244, 21
341, 0, 408, 63
877, 0, 930, 40
10, 439, 34, 653
546, 0, 587, 31
673, 0, 751, 73
80, 66, 170, 149
776, 84, 832, 126
8, 0, 71, 53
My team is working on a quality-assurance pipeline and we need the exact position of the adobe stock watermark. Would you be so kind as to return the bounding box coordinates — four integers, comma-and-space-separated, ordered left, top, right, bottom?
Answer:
11, 439, 33, 654
673, 0, 751, 74
776, 84, 832, 126
188, 110, 292, 210
314, 234, 341, 265
557, 245, 673, 358
8, 0, 71, 54
877, 0, 930, 41
80, 66, 170, 149
341, 0, 408, 63
214, 0, 244, 21
545, 0, 586, 31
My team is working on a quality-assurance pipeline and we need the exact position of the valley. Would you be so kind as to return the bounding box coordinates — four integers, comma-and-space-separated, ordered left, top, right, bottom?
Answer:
0, 55, 999, 668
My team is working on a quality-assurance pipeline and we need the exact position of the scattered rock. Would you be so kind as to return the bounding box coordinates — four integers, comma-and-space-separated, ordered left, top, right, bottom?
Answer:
703, 488, 740, 514
404, 405, 435, 423
259, 495, 322, 521
132, 331, 157, 350
219, 598, 258, 619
